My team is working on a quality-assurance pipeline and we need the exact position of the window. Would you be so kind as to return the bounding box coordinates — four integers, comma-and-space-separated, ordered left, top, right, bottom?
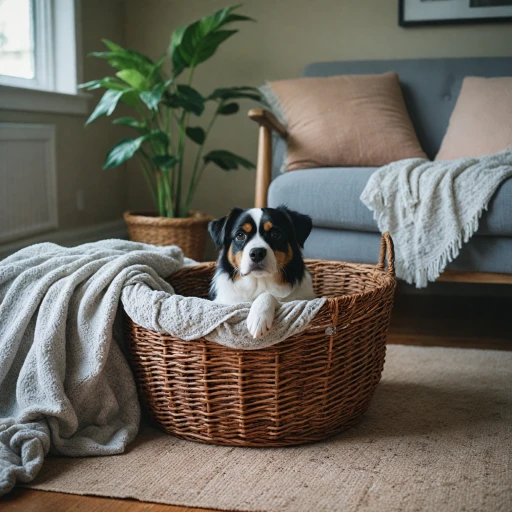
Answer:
0, 0, 35, 83
0, 0, 80, 96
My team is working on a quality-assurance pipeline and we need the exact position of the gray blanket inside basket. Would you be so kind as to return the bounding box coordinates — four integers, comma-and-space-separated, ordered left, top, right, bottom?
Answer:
0, 239, 325, 495
122, 282, 325, 349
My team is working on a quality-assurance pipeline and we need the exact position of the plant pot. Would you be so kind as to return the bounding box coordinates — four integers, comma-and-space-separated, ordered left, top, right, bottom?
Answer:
124, 210, 213, 262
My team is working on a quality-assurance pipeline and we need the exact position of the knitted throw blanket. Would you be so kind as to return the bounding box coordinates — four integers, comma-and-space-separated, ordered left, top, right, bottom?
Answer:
360, 150, 512, 287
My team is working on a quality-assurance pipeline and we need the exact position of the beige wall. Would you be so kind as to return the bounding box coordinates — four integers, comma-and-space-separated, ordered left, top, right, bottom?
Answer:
0, 0, 128, 232
2, 0, 511, 236
123, 0, 512, 218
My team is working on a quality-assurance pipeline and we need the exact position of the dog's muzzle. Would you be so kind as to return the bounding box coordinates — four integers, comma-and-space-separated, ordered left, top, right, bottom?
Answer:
242, 262, 268, 276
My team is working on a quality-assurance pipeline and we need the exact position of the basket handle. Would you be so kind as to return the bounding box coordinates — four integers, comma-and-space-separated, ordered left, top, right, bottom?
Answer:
377, 232, 395, 277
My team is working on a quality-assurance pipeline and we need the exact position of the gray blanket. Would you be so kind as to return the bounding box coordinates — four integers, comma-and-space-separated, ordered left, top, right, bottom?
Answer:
122, 285, 325, 350
360, 149, 512, 288
0, 240, 324, 494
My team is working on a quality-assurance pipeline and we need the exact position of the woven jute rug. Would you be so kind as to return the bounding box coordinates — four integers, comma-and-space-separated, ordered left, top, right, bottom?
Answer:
25, 345, 512, 512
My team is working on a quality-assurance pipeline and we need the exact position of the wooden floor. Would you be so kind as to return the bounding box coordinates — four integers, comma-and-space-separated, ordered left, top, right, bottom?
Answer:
3, 292, 511, 512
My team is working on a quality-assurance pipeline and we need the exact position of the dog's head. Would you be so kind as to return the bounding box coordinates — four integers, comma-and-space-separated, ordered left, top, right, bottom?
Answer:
208, 206, 312, 284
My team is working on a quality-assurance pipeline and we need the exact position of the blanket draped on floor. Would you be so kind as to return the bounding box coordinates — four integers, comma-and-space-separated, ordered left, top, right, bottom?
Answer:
0, 240, 324, 495
360, 149, 512, 287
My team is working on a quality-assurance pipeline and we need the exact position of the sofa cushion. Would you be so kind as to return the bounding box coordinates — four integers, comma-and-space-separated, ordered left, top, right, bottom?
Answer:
263, 73, 426, 170
304, 228, 512, 274
268, 167, 512, 237
303, 58, 512, 161
436, 77, 512, 161
268, 167, 379, 232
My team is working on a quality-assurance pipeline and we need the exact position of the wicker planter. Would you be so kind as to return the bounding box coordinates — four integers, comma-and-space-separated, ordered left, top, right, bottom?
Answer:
124, 210, 213, 262
125, 233, 396, 447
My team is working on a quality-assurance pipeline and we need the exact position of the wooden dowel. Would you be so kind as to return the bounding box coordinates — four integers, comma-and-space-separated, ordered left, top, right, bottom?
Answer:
255, 126, 272, 208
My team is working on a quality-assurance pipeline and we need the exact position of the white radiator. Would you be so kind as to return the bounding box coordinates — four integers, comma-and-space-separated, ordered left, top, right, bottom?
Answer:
0, 123, 58, 243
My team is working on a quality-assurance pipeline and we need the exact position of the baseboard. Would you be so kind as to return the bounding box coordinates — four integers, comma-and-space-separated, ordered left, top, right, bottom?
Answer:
0, 219, 127, 260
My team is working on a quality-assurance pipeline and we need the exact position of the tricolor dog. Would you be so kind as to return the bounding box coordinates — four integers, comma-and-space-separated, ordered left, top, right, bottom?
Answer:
208, 206, 315, 339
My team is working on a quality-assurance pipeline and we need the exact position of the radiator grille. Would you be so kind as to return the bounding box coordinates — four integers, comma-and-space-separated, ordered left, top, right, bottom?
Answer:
0, 123, 58, 243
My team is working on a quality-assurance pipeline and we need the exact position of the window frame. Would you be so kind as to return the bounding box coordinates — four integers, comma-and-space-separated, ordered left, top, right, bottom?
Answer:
0, 0, 88, 115
0, 0, 54, 91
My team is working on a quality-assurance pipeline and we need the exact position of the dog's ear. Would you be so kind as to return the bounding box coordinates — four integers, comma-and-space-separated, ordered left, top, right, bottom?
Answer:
208, 207, 243, 250
277, 205, 313, 248
208, 217, 227, 250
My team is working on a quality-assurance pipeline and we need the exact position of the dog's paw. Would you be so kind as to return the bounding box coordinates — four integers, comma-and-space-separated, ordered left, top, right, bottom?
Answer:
247, 309, 274, 339
246, 293, 278, 339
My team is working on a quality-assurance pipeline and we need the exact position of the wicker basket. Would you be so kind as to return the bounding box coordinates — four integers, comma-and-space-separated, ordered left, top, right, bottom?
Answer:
124, 210, 213, 262
125, 232, 396, 447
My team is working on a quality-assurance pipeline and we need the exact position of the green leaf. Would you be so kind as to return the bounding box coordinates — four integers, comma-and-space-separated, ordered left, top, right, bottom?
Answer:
163, 84, 204, 115
103, 136, 147, 169
169, 5, 252, 75
90, 42, 154, 77
203, 5, 248, 32
116, 69, 148, 91
101, 40, 154, 68
119, 89, 140, 108
86, 89, 125, 125
148, 55, 166, 83
79, 77, 127, 91
208, 86, 263, 103
140, 81, 168, 110
222, 14, 255, 23
203, 149, 255, 171
218, 102, 239, 115
101, 39, 125, 53
112, 117, 146, 131
143, 129, 170, 156
186, 126, 206, 144
179, 29, 238, 71
89, 52, 146, 74
147, 129, 169, 149
153, 154, 179, 169
169, 24, 187, 77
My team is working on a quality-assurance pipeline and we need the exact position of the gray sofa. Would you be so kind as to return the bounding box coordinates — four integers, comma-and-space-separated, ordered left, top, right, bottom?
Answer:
266, 58, 512, 276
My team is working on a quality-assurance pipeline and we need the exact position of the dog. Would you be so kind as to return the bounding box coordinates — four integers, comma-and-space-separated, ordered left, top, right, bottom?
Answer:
208, 205, 315, 339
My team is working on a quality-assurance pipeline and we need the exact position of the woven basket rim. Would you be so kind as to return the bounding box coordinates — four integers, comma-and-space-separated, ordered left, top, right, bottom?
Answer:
169, 258, 395, 303
124, 210, 213, 227
123, 210, 213, 227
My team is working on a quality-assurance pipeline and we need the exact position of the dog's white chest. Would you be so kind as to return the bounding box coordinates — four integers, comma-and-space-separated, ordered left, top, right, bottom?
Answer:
213, 274, 290, 304
213, 272, 315, 305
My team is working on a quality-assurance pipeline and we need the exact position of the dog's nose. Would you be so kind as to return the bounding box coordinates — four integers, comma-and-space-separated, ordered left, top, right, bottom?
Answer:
249, 247, 267, 263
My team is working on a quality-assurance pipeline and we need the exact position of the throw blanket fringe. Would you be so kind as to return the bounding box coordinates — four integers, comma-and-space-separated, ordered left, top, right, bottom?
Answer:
361, 150, 512, 287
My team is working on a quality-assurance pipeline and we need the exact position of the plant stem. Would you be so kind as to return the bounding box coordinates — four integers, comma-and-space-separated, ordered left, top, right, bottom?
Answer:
155, 171, 165, 216
175, 117, 186, 215
136, 154, 157, 206
186, 162, 208, 213
182, 107, 220, 216
175, 67, 196, 217
162, 168, 174, 217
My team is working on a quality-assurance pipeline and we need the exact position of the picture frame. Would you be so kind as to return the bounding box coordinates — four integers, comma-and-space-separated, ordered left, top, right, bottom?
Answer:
399, 0, 512, 27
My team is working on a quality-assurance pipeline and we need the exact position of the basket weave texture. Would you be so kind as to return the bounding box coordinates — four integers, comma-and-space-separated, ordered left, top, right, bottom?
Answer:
125, 233, 396, 447
124, 210, 213, 262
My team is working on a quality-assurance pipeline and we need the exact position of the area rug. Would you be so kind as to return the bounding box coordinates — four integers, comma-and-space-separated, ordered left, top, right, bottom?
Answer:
24, 345, 512, 512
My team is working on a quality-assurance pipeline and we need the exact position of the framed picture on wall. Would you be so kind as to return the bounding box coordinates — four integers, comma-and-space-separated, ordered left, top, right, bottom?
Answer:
399, 0, 512, 26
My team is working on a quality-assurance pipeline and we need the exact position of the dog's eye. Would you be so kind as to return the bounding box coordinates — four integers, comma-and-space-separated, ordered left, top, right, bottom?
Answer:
271, 230, 282, 240
235, 232, 246, 242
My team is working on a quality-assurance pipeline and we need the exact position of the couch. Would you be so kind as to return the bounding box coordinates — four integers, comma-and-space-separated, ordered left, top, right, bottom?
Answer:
249, 57, 512, 283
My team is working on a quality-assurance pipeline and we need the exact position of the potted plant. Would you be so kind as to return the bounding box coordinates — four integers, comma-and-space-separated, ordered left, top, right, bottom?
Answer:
81, 4, 263, 260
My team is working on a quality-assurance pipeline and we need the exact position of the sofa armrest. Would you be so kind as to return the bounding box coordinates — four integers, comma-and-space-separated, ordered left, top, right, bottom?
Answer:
248, 108, 288, 138
248, 109, 287, 208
